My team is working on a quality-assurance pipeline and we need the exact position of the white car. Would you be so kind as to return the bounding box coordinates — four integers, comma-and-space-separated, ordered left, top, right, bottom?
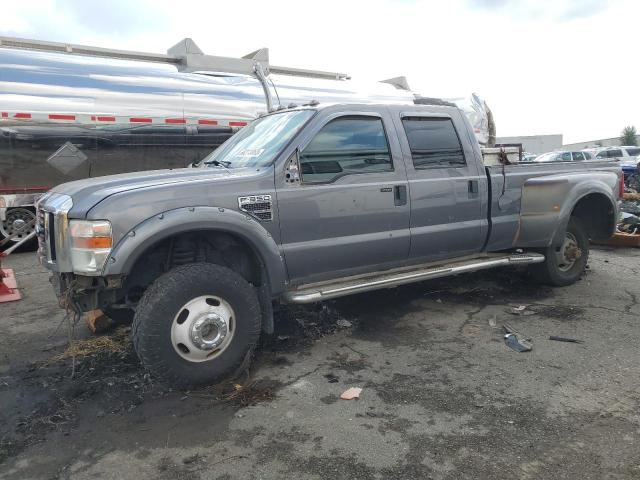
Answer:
533, 151, 594, 162
594, 146, 640, 167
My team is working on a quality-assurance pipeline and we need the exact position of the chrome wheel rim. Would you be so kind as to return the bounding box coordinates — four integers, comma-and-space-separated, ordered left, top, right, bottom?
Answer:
170, 295, 235, 362
555, 232, 581, 272
0, 208, 36, 241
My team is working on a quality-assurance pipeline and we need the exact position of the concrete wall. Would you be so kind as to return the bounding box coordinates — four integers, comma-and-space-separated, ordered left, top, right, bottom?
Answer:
563, 135, 640, 150
495, 134, 563, 154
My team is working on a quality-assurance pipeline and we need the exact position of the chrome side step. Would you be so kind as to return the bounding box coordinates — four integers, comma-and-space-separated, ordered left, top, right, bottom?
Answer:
282, 253, 545, 304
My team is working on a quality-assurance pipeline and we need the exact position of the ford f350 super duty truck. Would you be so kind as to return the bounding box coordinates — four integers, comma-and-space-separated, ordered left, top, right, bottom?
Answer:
37, 102, 621, 387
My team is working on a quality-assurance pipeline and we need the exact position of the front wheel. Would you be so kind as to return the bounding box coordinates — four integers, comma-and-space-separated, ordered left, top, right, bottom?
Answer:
132, 263, 261, 388
530, 217, 589, 286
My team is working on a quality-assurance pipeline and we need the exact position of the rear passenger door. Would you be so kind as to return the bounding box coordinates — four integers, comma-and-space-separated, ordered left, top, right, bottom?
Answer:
393, 110, 486, 262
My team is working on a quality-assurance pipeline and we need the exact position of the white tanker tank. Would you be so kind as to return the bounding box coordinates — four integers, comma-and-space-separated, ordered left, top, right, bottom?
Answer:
0, 36, 489, 244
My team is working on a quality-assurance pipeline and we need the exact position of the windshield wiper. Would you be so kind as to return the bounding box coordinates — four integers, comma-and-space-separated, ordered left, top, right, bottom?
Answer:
203, 159, 232, 171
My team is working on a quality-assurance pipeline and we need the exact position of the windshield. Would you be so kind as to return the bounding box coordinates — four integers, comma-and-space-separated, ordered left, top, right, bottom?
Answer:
200, 109, 315, 168
533, 152, 558, 162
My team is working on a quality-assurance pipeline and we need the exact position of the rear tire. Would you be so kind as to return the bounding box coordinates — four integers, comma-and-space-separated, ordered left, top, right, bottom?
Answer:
530, 217, 589, 286
132, 263, 261, 388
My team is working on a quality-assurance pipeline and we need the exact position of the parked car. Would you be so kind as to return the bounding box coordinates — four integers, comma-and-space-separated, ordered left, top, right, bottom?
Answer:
521, 152, 538, 162
595, 146, 640, 172
533, 151, 594, 162
594, 146, 640, 161
37, 102, 622, 387
594, 146, 640, 183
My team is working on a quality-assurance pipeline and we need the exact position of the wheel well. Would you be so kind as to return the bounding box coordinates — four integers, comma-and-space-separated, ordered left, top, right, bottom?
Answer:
121, 230, 265, 304
570, 193, 616, 241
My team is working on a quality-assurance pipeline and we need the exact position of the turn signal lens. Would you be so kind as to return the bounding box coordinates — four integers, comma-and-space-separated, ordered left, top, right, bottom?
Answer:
72, 236, 112, 249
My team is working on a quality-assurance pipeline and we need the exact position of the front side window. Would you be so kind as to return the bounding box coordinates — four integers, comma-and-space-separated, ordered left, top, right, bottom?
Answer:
572, 152, 586, 161
401, 117, 465, 168
300, 116, 392, 183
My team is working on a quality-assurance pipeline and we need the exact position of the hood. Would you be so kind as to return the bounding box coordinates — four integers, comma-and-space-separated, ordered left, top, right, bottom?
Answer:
52, 167, 255, 218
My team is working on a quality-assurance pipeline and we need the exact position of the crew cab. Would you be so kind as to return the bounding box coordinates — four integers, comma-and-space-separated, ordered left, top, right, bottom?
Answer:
37, 102, 621, 387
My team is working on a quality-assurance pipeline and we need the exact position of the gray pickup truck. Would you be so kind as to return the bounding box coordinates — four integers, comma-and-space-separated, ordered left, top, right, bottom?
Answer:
36, 102, 621, 387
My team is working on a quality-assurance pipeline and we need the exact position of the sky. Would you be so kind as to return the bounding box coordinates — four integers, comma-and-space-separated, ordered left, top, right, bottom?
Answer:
1, 0, 638, 144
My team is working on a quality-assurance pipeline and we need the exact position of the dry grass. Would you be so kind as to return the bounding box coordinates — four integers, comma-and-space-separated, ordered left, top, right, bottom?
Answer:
49, 327, 130, 363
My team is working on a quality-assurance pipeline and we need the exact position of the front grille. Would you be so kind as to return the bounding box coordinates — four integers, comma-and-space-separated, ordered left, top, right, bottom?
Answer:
48, 213, 56, 261
36, 207, 57, 263
238, 195, 272, 221
36, 207, 47, 261
35, 193, 73, 272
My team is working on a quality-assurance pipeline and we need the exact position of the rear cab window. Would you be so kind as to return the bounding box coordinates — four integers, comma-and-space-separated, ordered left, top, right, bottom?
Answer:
400, 117, 465, 168
300, 116, 392, 183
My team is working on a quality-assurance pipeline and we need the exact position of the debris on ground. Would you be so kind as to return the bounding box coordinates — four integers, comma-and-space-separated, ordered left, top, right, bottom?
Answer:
549, 336, 584, 344
340, 387, 362, 400
618, 212, 640, 235
595, 195, 640, 247
503, 324, 532, 352
336, 319, 352, 328
49, 326, 130, 362
324, 373, 340, 383
506, 305, 535, 316
85, 309, 115, 334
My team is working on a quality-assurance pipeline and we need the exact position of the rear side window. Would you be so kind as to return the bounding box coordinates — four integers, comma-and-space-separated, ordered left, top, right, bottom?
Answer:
598, 149, 622, 158
401, 117, 465, 168
300, 116, 392, 183
625, 147, 640, 156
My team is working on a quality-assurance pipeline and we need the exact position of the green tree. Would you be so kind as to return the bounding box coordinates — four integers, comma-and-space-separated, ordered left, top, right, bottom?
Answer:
620, 125, 638, 146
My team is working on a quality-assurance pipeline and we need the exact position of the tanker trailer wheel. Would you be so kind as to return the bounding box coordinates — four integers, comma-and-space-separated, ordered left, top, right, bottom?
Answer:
0, 208, 37, 247
530, 217, 589, 287
132, 263, 261, 388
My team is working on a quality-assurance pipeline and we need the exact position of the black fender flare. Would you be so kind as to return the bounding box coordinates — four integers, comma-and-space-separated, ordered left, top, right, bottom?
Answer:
101, 206, 288, 296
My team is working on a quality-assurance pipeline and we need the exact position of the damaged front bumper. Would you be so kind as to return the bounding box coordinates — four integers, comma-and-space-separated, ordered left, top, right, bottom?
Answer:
49, 270, 125, 313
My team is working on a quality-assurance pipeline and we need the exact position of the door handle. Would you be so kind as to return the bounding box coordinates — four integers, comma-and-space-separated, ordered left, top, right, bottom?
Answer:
468, 179, 479, 196
394, 185, 407, 206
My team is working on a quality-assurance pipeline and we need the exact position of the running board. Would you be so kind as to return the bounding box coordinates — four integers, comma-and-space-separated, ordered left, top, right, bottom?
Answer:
282, 253, 545, 304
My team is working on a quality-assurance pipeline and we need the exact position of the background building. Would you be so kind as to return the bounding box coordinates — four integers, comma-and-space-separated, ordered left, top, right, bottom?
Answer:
563, 135, 640, 150
495, 134, 563, 154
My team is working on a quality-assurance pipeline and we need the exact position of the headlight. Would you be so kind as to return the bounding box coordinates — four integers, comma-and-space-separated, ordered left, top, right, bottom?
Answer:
69, 220, 112, 275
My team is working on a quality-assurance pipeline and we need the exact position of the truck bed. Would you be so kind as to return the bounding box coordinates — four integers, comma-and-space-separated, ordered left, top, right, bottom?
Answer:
484, 159, 620, 251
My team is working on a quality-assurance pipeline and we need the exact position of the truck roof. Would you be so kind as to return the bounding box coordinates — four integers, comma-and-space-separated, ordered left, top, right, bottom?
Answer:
259, 101, 460, 118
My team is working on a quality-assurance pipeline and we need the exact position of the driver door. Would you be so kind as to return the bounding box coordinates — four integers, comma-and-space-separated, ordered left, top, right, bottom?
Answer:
275, 109, 411, 284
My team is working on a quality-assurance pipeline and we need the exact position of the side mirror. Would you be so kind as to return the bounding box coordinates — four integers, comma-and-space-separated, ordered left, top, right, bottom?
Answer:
284, 149, 302, 184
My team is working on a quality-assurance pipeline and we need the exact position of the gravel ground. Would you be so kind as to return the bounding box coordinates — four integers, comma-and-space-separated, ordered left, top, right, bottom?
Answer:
1, 247, 639, 480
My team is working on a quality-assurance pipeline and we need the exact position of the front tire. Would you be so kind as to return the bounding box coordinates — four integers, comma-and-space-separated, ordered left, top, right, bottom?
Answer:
132, 263, 261, 388
530, 217, 589, 286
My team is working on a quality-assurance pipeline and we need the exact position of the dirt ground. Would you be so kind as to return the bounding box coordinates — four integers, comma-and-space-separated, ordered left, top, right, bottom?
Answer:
1, 247, 640, 480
